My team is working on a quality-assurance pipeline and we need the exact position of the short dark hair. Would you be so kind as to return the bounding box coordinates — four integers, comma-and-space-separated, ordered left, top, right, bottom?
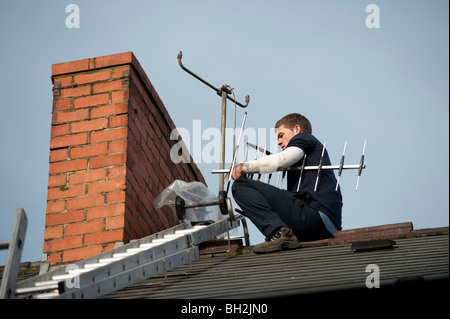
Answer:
275, 113, 312, 134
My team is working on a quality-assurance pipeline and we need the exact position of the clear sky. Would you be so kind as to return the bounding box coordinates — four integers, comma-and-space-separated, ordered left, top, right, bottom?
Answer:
0, 0, 448, 264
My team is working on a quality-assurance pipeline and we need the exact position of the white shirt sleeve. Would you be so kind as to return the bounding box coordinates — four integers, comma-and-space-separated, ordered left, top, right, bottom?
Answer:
242, 147, 304, 175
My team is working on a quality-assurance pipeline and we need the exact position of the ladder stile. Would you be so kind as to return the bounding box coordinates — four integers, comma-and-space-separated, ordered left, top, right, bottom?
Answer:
0, 208, 28, 299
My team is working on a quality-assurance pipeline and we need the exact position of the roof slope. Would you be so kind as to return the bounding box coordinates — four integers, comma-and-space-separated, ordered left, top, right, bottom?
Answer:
2, 223, 447, 301
103, 228, 448, 299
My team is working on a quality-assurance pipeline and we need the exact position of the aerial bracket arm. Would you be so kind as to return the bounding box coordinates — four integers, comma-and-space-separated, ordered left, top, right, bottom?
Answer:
177, 51, 250, 108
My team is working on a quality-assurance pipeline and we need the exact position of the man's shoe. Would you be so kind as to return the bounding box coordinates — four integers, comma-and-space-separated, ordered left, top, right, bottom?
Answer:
253, 227, 300, 254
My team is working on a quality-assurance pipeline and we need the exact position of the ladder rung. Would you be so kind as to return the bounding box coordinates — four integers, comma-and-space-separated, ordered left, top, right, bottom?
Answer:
113, 251, 138, 259
163, 233, 185, 239
98, 257, 122, 264
52, 273, 76, 281
34, 291, 60, 299
83, 262, 106, 269
151, 238, 172, 244
15, 282, 59, 295
126, 247, 151, 253
35, 280, 59, 287
139, 243, 161, 249
175, 228, 204, 235
68, 268, 94, 275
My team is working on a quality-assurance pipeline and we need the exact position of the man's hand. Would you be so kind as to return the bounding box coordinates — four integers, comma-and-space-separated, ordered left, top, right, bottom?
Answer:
231, 163, 246, 180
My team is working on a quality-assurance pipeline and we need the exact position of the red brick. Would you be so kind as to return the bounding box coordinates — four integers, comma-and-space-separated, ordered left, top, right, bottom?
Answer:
63, 245, 103, 263
91, 103, 128, 118
74, 70, 111, 85
71, 118, 108, 133
68, 168, 106, 185
44, 226, 63, 240
141, 140, 157, 165
65, 220, 104, 236
108, 165, 126, 179
52, 108, 89, 124
53, 99, 71, 112
48, 174, 67, 188
111, 66, 131, 80
58, 85, 91, 99
66, 195, 104, 211
110, 114, 128, 128
127, 169, 143, 194
74, 93, 109, 109
93, 80, 126, 94
45, 210, 84, 227
159, 158, 174, 182
84, 229, 124, 246
111, 90, 129, 103
86, 203, 125, 220
128, 116, 147, 144
105, 216, 125, 230
70, 143, 108, 159
91, 127, 127, 144
106, 191, 126, 204
95, 52, 134, 69
89, 152, 127, 169
103, 243, 116, 251
47, 184, 85, 201
52, 58, 90, 76
46, 200, 65, 214
53, 76, 73, 87
50, 133, 88, 149
109, 139, 127, 154
48, 252, 62, 264
51, 124, 70, 137
88, 178, 126, 195
49, 148, 68, 162
49, 159, 87, 174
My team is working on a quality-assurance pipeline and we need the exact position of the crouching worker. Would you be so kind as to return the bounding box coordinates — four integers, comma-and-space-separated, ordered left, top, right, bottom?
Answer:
231, 113, 343, 253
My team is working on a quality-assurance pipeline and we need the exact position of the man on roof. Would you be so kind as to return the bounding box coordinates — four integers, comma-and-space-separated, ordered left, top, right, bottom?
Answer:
231, 113, 343, 253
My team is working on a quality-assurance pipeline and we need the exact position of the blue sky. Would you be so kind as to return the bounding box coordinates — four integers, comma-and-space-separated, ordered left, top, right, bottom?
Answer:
0, 0, 448, 264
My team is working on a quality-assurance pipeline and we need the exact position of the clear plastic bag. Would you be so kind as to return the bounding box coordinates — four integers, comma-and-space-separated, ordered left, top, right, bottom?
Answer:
153, 180, 223, 222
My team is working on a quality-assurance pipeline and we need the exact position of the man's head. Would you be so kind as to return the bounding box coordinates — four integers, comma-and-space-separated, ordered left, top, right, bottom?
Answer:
275, 113, 312, 150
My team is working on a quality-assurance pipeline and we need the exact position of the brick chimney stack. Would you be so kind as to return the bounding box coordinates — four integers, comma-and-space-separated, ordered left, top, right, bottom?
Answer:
44, 52, 204, 266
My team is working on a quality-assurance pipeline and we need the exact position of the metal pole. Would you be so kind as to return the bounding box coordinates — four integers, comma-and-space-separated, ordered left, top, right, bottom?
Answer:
219, 86, 228, 193
212, 164, 365, 175
227, 112, 247, 184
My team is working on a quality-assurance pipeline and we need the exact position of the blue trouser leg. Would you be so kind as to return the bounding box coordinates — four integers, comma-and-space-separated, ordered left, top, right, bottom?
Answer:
232, 178, 289, 238
232, 178, 331, 241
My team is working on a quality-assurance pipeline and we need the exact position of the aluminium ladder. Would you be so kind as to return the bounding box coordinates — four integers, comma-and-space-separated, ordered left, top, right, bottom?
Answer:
0, 208, 28, 299
14, 216, 242, 299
